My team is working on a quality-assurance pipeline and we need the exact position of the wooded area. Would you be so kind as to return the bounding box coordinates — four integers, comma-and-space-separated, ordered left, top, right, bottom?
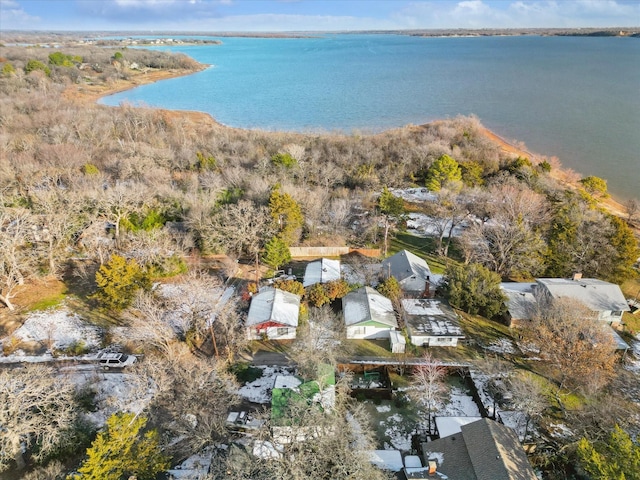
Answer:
1, 37, 639, 479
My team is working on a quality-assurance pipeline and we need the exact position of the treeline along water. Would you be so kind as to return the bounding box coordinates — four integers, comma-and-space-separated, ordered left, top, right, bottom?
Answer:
100, 34, 640, 200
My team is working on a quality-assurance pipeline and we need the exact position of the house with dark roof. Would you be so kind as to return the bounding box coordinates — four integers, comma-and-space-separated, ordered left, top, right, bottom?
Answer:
535, 275, 629, 326
246, 287, 300, 340
401, 298, 465, 347
343, 286, 398, 339
421, 418, 537, 480
302, 258, 341, 287
381, 249, 432, 296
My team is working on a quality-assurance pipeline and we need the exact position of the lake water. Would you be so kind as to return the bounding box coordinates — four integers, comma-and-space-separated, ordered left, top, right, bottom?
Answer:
100, 35, 639, 200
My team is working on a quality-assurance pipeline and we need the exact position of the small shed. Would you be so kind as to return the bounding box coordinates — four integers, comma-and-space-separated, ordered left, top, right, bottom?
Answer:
389, 330, 406, 354
303, 258, 341, 287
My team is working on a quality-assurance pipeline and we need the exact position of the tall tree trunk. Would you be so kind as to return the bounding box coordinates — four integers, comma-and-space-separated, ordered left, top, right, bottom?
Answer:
12, 436, 26, 470
383, 218, 390, 257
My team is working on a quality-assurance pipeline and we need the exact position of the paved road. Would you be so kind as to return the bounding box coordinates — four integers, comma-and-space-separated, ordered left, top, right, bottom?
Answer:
251, 351, 291, 366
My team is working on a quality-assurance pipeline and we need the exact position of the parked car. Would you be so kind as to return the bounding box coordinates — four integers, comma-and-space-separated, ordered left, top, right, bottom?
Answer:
95, 352, 136, 369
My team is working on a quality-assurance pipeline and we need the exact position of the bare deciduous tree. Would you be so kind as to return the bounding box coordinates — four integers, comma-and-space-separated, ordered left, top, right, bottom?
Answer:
524, 295, 617, 402
507, 373, 549, 442
408, 352, 449, 435
0, 208, 40, 310
289, 305, 352, 380
624, 198, 639, 223
208, 379, 392, 480
137, 345, 240, 458
0, 365, 77, 471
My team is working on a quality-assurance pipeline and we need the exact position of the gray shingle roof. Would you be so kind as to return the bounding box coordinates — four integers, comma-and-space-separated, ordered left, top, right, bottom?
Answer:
536, 278, 629, 312
421, 418, 537, 480
402, 298, 464, 337
246, 287, 300, 328
382, 250, 431, 285
342, 286, 397, 328
302, 258, 341, 287
501, 283, 538, 320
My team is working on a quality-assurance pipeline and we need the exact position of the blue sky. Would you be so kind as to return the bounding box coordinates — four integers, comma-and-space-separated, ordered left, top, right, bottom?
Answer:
2, 0, 639, 31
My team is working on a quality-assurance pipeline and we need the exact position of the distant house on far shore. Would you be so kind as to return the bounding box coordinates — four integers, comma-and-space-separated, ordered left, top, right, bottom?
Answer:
246, 287, 300, 340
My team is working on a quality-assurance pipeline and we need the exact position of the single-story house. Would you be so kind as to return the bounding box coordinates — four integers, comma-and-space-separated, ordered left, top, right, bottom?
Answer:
246, 287, 300, 340
401, 298, 465, 347
535, 275, 630, 326
500, 282, 538, 327
421, 418, 537, 480
343, 286, 398, 339
302, 258, 341, 287
381, 249, 433, 296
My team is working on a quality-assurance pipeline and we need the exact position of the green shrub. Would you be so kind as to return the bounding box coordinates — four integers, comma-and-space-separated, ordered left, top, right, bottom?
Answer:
81, 163, 100, 175
92, 255, 151, 311
145, 255, 188, 278
271, 152, 298, 168
1, 62, 15, 76
63, 340, 89, 356
48, 51, 79, 67
194, 151, 217, 171
24, 59, 51, 76
538, 160, 552, 172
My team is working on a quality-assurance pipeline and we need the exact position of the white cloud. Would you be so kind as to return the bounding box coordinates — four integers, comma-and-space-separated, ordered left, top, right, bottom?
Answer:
390, 0, 640, 29
0, 0, 41, 28
175, 12, 396, 31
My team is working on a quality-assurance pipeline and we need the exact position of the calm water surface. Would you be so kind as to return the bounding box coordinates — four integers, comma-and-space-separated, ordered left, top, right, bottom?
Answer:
100, 35, 640, 200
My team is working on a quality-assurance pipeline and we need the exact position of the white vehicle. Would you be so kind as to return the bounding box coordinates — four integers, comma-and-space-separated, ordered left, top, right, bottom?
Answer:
96, 352, 137, 369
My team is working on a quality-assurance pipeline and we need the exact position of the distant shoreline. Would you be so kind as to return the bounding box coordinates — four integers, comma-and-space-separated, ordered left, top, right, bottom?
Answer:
3, 27, 639, 45
74, 63, 632, 223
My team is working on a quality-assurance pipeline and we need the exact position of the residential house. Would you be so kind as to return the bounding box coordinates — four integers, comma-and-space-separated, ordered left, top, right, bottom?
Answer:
500, 282, 538, 327
535, 275, 630, 327
302, 258, 341, 287
381, 249, 432, 296
246, 287, 300, 340
401, 298, 465, 347
421, 418, 537, 480
343, 286, 398, 339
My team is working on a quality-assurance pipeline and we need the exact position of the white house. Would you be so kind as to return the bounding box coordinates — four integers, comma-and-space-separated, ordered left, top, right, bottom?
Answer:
401, 298, 464, 347
535, 275, 630, 326
302, 258, 341, 287
381, 250, 432, 296
246, 287, 300, 340
343, 286, 398, 339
